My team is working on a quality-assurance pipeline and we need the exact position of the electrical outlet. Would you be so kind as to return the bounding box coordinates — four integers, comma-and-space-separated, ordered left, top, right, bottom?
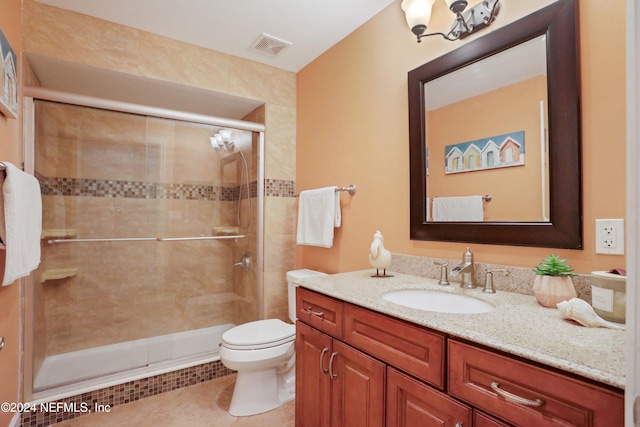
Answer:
595, 219, 624, 255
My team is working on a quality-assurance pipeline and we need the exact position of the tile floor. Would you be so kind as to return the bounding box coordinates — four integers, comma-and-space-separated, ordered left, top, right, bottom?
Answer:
55, 374, 295, 427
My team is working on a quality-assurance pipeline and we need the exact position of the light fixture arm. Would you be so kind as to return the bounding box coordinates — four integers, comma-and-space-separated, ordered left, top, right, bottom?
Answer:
412, 0, 501, 43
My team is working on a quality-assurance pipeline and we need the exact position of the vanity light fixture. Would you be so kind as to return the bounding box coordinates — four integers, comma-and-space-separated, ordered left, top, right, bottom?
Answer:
401, 0, 501, 43
210, 129, 235, 153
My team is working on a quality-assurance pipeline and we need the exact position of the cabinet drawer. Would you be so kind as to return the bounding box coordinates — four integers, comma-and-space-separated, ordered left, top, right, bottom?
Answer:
448, 340, 624, 427
296, 287, 343, 339
344, 303, 445, 389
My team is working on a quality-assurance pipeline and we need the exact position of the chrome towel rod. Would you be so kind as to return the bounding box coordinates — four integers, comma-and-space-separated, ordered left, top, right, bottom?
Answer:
295, 184, 356, 197
157, 235, 244, 242
47, 235, 246, 244
433, 194, 492, 202
338, 184, 357, 196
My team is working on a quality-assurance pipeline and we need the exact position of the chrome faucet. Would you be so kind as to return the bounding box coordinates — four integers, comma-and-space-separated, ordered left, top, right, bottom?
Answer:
450, 247, 475, 288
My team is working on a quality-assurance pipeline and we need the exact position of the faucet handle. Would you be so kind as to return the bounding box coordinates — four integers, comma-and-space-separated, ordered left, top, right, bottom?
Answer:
483, 269, 507, 293
434, 261, 449, 286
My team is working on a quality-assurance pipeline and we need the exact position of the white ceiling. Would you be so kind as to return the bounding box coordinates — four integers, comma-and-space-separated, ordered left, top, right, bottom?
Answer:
425, 34, 547, 111
34, 0, 396, 73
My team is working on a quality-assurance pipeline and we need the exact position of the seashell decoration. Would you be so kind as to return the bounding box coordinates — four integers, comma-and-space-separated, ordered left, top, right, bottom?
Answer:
557, 298, 625, 330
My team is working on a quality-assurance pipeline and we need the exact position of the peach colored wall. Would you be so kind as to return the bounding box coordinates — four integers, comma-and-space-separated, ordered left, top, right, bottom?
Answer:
297, 0, 626, 275
22, 0, 298, 327
428, 76, 547, 221
0, 0, 22, 423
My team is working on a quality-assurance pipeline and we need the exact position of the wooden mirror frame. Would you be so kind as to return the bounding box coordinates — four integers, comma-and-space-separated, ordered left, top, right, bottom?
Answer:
408, 0, 582, 248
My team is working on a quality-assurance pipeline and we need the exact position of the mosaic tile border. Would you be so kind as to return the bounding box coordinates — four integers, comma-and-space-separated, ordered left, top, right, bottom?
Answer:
21, 360, 234, 427
265, 179, 296, 197
37, 175, 295, 200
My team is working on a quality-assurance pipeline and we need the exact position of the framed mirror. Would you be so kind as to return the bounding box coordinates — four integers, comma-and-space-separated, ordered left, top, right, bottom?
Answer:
408, 0, 582, 248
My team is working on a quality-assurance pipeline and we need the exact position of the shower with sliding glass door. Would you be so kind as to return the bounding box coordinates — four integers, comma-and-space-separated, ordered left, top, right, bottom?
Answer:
25, 92, 264, 396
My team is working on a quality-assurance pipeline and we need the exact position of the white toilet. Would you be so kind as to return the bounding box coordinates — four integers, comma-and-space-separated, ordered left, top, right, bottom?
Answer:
219, 269, 327, 416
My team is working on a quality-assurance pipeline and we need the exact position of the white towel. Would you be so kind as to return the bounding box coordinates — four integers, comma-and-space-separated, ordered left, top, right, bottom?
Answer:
432, 196, 484, 222
0, 162, 43, 286
296, 186, 340, 248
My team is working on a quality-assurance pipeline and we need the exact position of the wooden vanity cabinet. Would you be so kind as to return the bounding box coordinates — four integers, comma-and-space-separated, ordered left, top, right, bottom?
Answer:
296, 288, 465, 427
296, 321, 385, 427
295, 290, 385, 427
296, 287, 623, 427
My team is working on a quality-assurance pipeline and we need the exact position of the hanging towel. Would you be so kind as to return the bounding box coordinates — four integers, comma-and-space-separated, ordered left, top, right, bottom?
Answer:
432, 195, 484, 222
0, 162, 43, 286
296, 186, 340, 248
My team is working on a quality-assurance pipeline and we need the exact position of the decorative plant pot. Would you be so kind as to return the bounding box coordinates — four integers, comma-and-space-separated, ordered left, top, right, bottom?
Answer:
532, 275, 577, 308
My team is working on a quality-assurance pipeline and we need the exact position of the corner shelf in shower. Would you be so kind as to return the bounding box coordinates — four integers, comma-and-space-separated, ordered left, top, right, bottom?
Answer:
41, 229, 78, 239
40, 267, 78, 283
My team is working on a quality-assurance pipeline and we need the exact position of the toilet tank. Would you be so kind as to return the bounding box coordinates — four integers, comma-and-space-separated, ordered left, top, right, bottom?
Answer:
286, 269, 327, 323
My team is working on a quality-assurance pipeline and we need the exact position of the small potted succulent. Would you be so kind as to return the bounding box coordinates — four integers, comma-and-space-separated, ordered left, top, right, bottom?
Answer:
532, 254, 578, 308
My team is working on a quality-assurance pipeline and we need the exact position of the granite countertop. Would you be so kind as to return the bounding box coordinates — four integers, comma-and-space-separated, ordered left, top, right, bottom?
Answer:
297, 270, 625, 389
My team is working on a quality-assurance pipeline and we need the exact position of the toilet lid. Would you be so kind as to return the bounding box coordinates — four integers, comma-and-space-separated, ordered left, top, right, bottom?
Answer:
222, 319, 295, 350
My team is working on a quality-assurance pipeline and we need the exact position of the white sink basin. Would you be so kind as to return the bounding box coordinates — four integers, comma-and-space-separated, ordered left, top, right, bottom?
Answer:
382, 289, 494, 314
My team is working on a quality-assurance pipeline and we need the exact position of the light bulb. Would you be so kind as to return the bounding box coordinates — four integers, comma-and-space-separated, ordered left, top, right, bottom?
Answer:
445, 0, 468, 14
401, 0, 436, 32
219, 129, 233, 144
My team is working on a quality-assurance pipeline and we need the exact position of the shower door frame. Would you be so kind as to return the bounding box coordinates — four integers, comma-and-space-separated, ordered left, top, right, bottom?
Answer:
22, 86, 266, 401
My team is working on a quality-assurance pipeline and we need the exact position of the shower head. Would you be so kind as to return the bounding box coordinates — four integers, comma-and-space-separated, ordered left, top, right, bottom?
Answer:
210, 129, 235, 153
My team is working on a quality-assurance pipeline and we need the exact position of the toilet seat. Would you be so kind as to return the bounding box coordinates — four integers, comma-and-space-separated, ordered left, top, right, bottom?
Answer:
222, 319, 295, 350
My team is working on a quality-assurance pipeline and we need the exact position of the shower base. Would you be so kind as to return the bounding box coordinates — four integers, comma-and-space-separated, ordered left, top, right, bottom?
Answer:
34, 323, 235, 392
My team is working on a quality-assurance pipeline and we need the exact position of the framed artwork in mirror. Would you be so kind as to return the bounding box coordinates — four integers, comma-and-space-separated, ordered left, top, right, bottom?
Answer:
0, 27, 17, 119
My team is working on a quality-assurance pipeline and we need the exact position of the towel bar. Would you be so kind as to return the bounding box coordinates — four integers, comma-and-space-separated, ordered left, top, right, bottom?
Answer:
295, 184, 357, 197
47, 235, 246, 244
433, 194, 492, 202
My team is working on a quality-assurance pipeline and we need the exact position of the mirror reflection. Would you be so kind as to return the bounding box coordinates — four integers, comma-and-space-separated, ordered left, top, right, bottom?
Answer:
424, 35, 549, 222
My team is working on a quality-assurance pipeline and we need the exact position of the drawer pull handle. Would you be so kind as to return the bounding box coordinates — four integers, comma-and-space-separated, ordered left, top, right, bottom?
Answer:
305, 307, 324, 317
491, 382, 545, 407
320, 348, 329, 374
329, 352, 338, 379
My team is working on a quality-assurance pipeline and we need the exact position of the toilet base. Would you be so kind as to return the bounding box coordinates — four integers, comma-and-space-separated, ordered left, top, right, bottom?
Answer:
228, 362, 295, 417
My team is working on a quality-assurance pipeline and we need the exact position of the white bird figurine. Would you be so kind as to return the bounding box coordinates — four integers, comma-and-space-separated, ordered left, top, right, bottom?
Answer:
369, 230, 392, 277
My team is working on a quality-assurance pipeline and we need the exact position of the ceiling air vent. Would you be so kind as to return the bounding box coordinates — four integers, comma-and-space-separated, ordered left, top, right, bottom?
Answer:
251, 33, 292, 57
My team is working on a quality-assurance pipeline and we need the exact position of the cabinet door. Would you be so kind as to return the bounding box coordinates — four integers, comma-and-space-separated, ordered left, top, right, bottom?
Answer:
387, 367, 471, 427
474, 411, 513, 427
330, 340, 386, 427
296, 321, 332, 427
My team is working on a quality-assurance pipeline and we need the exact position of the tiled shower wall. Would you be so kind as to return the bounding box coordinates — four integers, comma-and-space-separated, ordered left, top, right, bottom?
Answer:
23, 0, 299, 339
33, 101, 258, 376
